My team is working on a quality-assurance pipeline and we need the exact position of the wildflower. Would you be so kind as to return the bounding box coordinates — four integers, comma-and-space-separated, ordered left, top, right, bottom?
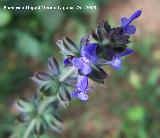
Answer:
105, 48, 134, 70
72, 75, 89, 101
121, 9, 142, 35
65, 43, 98, 75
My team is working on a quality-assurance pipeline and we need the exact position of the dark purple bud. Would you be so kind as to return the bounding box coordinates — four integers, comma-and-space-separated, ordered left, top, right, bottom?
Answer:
88, 66, 107, 84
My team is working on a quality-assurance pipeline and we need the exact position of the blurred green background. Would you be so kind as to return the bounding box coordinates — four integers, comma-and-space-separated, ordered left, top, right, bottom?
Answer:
0, 0, 160, 138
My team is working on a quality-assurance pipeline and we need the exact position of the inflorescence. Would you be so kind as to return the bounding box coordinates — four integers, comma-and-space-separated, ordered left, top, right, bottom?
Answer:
13, 10, 142, 138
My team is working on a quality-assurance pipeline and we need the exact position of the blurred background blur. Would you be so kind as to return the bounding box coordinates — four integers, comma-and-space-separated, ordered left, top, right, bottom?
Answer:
0, 0, 160, 138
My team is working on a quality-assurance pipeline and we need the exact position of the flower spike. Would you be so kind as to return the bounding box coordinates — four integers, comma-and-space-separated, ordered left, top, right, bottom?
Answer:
13, 9, 142, 138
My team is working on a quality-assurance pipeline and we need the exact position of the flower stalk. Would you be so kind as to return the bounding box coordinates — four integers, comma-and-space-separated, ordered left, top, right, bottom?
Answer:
23, 119, 36, 138
59, 66, 76, 82
13, 9, 142, 138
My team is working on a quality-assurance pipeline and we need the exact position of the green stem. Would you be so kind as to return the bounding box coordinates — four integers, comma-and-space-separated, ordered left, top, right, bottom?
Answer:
23, 119, 36, 138
59, 66, 76, 82
39, 67, 76, 114
23, 67, 77, 138
38, 96, 57, 114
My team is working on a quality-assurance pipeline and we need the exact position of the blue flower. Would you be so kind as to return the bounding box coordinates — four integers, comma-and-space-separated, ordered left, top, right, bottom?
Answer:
80, 43, 98, 64
121, 9, 142, 35
65, 43, 98, 75
72, 76, 89, 101
106, 48, 134, 70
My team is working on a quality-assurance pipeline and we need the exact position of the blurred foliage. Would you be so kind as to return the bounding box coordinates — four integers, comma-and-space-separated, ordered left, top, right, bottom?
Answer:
0, 104, 13, 138
0, 0, 160, 138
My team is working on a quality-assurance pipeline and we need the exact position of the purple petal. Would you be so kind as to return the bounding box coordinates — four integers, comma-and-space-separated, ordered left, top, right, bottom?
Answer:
120, 17, 128, 26
129, 9, 142, 21
82, 63, 92, 75
72, 57, 92, 75
64, 58, 71, 65
116, 48, 135, 57
71, 90, 89, 101
77, 76, 88, 91
77, 92, 88, 101
122, 9, 142, 28
72, 57, 84, 70
71, 90, 78, 97
81, 43, 98, 63
123, 25, 136, 35
106, 57, 122, 70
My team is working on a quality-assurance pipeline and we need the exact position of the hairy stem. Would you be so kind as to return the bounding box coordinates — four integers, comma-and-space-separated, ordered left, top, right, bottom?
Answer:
39, 66, 76, 114
23, 119, 36, 138
39, 96, 57, 114
59, 66, 76, 82
22, 67, 77, 138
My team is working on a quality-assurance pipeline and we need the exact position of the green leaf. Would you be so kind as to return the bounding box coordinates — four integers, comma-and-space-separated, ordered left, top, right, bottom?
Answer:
0, 9, 12, 27
15, 30, 42, 60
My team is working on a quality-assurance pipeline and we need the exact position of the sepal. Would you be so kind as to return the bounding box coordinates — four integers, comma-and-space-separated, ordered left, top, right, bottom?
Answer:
59, 86, 71, 102
57, 36, 80, 56
48, 57, 60, 75
88, 66, 107, 84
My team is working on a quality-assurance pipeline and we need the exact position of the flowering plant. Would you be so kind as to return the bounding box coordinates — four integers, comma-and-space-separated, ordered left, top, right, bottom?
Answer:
12, 10, 142, 138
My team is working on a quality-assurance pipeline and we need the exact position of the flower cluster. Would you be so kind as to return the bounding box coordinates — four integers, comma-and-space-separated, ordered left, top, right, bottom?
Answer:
13, 10, 142, 138
62, 9, 142, 101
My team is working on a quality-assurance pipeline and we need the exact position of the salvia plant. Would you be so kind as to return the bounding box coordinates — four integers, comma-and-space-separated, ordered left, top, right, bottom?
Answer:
11, 9, 142, 138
